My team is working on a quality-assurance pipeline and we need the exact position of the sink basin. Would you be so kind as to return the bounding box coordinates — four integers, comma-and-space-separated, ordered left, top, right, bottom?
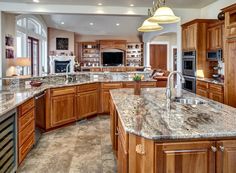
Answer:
174, 97, 207, 105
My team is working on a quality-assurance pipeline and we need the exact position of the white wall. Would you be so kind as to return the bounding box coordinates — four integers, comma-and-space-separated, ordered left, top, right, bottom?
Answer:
0, 11, 2, 79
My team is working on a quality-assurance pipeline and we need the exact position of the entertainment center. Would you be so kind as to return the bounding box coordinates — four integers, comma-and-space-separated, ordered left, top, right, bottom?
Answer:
78, 40, 144, 71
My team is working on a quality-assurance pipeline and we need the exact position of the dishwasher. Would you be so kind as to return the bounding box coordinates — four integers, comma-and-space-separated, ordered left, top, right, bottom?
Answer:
0, 109, 17, 173
35, 91, 46, 144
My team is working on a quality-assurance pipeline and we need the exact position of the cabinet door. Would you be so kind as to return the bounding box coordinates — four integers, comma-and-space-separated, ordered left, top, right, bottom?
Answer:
182, 27, 188, 51
215, 25, 223, 49
216, 140, 236, 173
207, 28, 215, 50
197, 88, 209, 98
76, 90, 98, 119
101, 90, 110, 113
225, 39, 236, 107
209, 92, 224, 103
110, 99, 118, 155
117, 132, 128, 173
155, 141, 216, 173
187, 24, 197, 50
51, 94, 76, 127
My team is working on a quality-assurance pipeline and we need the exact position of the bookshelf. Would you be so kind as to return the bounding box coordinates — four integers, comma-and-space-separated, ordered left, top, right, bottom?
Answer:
126, 43, 143, 66
80, 42, 100, 67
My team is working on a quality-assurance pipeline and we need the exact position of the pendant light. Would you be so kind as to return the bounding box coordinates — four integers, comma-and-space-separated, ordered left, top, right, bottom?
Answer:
138, 19, 163, 32
148, 0, 180, 24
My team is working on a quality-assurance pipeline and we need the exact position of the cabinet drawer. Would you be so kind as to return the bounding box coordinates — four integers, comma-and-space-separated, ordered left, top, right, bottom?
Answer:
196, 80, 209, 90
141, 81, 157, 88
101, 82, 123, 89
77, 83, 98, 92
18, 108, 34, 132
209, 83, 224, 93
118, 118, 128, 153
19, 120, 35, 147
18, 98, 34, 116
51, 87, 76, 96
19, 132, 35, 164
123, 82, 135, 88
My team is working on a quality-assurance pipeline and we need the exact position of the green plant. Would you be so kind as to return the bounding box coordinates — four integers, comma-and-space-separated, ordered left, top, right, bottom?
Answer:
133, 74, 142, 81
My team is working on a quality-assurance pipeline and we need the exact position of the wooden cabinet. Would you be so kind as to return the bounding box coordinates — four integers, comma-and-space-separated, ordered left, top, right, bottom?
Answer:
196, 80, 224, 103
155, 141, 216, 173
207, 22, 224, 50
110, 99, 118, 155
18, 98, 35, 164
50, 87, 76, 128
223, 4, 236, 38
123, 81, 157, 88
182, 23, 197, 51
101, 82, 123, 113
216, 140, 236, 173
76, 83, 99, 120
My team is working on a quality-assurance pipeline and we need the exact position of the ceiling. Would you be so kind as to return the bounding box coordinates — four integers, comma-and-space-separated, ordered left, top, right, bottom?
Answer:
42, 14, 146, 36
2, 0, 217, 8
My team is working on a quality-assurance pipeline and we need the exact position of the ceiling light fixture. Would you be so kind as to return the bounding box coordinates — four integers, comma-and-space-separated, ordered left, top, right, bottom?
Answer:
147, 0, 180, 24
90, 22, 94, 26
98, 3, 103, 6
130, 4, 134, 7
138, 20, 163, 32
33, 0, 40, 3
116, 23, 120, 26
61, 21, 65, 25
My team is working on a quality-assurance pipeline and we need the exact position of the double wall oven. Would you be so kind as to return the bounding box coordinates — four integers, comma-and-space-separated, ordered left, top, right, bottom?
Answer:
182, 51, 196, 93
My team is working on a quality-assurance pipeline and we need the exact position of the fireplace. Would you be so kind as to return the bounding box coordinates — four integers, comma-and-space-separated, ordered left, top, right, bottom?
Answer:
49, 56, 75, 74
55, 60, 71, 73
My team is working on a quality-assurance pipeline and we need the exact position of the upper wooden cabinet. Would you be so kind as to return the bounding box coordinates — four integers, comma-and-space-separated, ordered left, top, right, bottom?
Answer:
182, 23, 197, 51
207, 22, 224, 50
222, 3, 236, 38
155, 141, 216, 173
99, 40, 127, 51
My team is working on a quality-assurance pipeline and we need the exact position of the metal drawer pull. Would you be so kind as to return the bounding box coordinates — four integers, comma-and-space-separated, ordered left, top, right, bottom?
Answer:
219, 146, 224, 152
136, 144, 145, 155
211, 146, 217, 152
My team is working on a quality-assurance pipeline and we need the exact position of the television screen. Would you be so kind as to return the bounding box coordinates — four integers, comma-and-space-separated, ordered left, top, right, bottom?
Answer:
102, 52, 123, 66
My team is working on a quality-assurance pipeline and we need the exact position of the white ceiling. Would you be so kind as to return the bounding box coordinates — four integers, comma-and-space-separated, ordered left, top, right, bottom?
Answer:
42, 14, 146, 36
2, 0, 217, 8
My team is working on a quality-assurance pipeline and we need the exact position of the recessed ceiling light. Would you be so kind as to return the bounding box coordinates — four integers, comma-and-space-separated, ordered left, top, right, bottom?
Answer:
61, 21, 65, 25
98, 3, 103, 6
116, 23, 120, 26
130, 4, 134, 7
90, 22, 94, 26
33, 0, 40, 3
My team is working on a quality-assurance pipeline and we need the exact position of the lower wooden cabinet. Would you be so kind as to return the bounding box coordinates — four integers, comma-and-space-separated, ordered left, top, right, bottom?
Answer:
110, 99, 118, 155
155, 141, 215, 173
118, 134, 128, 173
51, 94, 76, 128
76, 90, 98, 119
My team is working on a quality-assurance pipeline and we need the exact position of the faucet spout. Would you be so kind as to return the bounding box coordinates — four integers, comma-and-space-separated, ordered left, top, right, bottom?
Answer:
166, 71, 185, 100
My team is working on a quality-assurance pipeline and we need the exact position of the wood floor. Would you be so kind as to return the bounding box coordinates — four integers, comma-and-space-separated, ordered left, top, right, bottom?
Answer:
17, 116, 117, 173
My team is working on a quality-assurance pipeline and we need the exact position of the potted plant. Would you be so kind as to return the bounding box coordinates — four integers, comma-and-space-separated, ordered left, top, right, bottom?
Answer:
133, 74, 142, 95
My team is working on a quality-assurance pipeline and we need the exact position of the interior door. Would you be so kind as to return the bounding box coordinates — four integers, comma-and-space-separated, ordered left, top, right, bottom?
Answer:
150, 44, 167, 70
28, 37, 39, 76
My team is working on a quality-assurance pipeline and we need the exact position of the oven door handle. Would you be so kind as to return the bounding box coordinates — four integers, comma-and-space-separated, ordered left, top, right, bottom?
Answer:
35, 91, 46, 100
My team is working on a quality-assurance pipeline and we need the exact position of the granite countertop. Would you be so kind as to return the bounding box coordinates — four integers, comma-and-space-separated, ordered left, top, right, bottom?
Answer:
0, 72, 154, 117
197, 77, 224, 86
110, 88, 236, 141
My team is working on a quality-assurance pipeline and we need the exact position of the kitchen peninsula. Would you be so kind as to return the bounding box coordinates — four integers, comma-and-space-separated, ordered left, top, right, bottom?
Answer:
110, 88, 236, 173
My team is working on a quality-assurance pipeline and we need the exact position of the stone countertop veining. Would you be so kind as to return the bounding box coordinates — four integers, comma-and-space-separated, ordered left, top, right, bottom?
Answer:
0, 72, 154, 117
196, 77, 224, 86
110, 88, 236, 141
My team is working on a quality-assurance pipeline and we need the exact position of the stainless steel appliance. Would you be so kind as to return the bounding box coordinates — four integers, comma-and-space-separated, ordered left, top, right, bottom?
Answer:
35, 91, 46, 144
207, 49, 222, 61
182, 51, 196, 76
182, 76, 196, 93
0, 109, 17, 173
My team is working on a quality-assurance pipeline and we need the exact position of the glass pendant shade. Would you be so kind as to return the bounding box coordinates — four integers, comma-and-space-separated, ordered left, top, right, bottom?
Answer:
148, 6, 180, 24
138, 20, 163, 32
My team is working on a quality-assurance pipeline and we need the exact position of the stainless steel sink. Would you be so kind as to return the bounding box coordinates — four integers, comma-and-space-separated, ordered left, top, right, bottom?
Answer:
174, 97, 207, 105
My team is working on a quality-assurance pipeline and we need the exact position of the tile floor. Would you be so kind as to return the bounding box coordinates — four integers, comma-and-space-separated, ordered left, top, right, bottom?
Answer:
17, 116, 117, 173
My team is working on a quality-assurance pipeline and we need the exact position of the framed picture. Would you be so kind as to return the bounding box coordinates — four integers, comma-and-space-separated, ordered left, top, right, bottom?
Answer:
6, 49, 14, 59
5, 35, 14, 47
56, 38, 69, 50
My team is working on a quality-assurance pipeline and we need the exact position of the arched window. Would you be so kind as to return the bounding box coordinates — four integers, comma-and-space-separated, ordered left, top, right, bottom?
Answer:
16, 15, 47, 76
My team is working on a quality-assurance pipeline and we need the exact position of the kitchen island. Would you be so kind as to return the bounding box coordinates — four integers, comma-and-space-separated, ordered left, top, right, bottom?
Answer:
110, 88, 236, 173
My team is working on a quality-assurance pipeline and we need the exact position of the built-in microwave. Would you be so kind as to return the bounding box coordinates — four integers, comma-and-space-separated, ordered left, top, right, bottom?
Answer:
207, 49, 222, 61
182, 51, 196, 77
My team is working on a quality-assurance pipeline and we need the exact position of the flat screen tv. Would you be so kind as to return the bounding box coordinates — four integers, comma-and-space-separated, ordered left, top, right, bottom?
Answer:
102, 52, 123, 66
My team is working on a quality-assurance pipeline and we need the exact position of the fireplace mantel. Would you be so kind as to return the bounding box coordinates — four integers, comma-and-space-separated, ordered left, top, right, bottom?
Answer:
49, 56, 75, 74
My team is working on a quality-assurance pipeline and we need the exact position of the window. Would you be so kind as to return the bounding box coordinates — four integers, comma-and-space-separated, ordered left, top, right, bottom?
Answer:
16, 15, 47, 75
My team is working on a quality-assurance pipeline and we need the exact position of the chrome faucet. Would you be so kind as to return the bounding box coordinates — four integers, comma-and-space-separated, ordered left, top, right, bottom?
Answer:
166, 71, 185, 100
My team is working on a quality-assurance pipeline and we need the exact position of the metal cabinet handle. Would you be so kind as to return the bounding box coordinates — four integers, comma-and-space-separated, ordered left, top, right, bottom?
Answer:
211, 146, 217, 152
35, 91, 46, 100
219, 146, 224, 152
